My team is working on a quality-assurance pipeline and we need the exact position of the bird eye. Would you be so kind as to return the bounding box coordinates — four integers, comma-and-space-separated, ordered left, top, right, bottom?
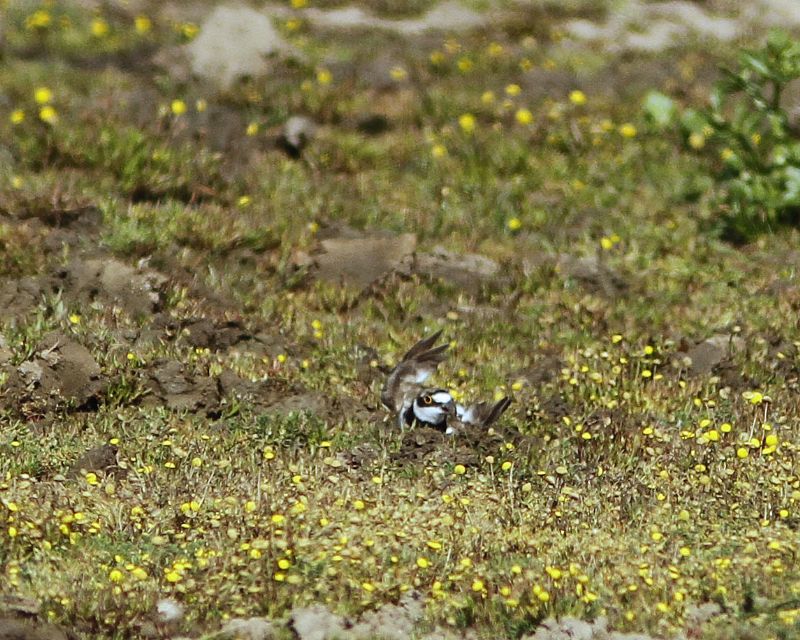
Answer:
422, 395, 432, 405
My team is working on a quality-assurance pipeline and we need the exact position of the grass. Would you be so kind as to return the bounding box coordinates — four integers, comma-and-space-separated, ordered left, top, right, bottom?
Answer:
1, 1, 800, 639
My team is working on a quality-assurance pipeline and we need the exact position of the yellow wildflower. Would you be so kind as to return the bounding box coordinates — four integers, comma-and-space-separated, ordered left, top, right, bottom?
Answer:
515, 108, 533, 125
91, 18, 109, 38
569, 90, 587, 105
171, 99, 187, 116
134, 15, 152, 34
458, 113, 476, 134
316, 69, 332, 85
39, 105, 58, 124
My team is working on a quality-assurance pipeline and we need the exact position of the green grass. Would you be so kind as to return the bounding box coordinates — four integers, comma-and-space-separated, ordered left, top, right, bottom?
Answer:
1, 2, 800, 639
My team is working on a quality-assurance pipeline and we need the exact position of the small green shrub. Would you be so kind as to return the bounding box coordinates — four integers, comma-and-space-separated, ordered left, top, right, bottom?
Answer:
689, 30, 800, 242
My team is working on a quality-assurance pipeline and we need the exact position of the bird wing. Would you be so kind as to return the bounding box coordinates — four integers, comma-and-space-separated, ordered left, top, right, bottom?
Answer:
381, 331, 448, 412
455, 396, 512, 428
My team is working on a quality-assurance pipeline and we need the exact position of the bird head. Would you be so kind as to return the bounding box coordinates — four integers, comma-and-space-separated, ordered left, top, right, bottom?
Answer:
412, 389, 455, 426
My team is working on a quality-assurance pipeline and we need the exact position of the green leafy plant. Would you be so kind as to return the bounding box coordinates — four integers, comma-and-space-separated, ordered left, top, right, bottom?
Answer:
689, 30, 800, 242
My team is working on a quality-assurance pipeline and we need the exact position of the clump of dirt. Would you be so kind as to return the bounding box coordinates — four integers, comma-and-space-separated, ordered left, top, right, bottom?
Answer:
0, 616, 73, 640
523, 615, 652, 640
0, 256, 167, 323
180, 317, 250, 350
556, 254, 629, 298
335, 441, 382, 470
141, 359, 329, 419
262, 391, 329, 417
0, 595, 40, 618
535, 393, 571, 422
0, 199, 173, 320
289, 591, 424, 640
55, 257, 167, 319
396, 426, 449, 463
215, 616, 277, 639
67, 444, 120, 479
673, 334, 744, 376
0, 201, 103, 256
217, 369, 285, 412
295, 228, 510, 298
394, 423, 541, 468
289, 605, 347, 640
182, 3, 296, 89
351, 591, 424, 640
0, 332, 106, 416
178, 317, 292, 359
0, 275, 58, 322
297, 231, 417, 289
144, 359, 221, 415
403, 247, 504, 295
0, 596, 73, 640
514, 353, 564, 387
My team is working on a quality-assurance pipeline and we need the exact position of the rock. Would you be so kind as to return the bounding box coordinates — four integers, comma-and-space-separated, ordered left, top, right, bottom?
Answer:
419, 630, 478, 640
67, 444, 118, 478
36, 334, 103, 405
265, 392, 328, 417
182, 318, 250, 351
523, 616, 659, 640
289, 605, 347, 640
0, 276, 52, 322
190, 103, 249, 153
186, 4, 292, 89
156, 599, 184, 624
676, 335, 744, 376
146, 360, 220, 414
1, 333, 105, 412
0, 596, 39, 617
217, 370, 280, 409
564, 1, 739, 54
335, 442, 380, 470
359, 54, 405, 91
349, 591, 424, 640
312, 233, 417, 288
525, 616, 606, 640
58, 258, 165, 319
0, 617, 70, 640
217, 617, 276, 640
303, 2, 485, 35
557, 254, 627, 297
685, 601, 722, 626
751, 0, 800, 28
409, 247, 501, 294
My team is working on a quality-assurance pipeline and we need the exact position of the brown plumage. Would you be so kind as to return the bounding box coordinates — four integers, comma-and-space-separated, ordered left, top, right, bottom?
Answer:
380, 332, 512, 433
381, 331, 449, 424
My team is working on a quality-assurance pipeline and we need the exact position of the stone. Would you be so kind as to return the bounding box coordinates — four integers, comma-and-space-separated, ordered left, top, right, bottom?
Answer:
186, 4, 292, 88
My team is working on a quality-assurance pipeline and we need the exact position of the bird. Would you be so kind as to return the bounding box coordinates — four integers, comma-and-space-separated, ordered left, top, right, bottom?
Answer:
381, 331, 511, 433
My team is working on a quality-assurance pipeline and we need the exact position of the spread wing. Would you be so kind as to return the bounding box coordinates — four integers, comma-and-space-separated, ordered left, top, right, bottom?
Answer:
381, 331, 448, 412
453, 397, 512, 430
